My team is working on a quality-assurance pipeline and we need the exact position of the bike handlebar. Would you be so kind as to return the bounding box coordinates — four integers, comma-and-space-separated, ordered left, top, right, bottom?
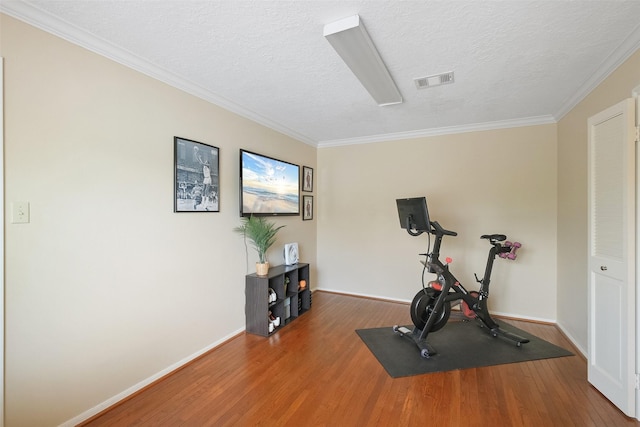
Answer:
430, 221, 458, 237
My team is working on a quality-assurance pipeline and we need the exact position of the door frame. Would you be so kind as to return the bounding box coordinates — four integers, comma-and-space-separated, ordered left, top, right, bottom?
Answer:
1, 56, 5, 427
633, 84, 640, 421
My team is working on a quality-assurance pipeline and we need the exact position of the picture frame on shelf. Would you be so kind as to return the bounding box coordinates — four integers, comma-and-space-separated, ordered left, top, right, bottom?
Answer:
174, 136, 220, 212
302, 166, 313, 192
303, 195, 313, 221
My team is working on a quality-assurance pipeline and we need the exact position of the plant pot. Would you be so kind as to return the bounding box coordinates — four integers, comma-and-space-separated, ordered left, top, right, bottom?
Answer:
256, 262, 270, 276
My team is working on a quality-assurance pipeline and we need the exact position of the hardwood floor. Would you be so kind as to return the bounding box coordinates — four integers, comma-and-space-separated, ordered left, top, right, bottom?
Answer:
81, 291, 640, 426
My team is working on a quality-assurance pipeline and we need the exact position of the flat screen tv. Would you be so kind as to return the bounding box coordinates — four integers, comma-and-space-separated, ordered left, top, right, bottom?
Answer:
396, 197, 431, 232
240, 149, 300, 216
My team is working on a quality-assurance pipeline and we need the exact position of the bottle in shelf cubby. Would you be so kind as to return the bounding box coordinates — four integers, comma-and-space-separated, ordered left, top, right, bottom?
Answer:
245, 263, 311, 336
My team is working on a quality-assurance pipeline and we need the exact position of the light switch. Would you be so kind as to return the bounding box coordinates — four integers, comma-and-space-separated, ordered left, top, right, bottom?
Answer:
11, 202, 29, 224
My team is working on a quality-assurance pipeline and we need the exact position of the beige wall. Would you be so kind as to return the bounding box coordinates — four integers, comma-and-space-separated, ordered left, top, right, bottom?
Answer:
556, 48, 640, 353
1, 15, 316, 426
317, 124, 558, 321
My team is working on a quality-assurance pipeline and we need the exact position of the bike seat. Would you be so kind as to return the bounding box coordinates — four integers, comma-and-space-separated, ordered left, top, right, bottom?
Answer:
481, 234, 507, 242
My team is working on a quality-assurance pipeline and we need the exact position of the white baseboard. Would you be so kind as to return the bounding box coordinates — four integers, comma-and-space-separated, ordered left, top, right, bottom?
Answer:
489, 309, 556, 324
315, 287, 556, 323
555, 321, 587, 357
59, 327, 245, 427
316, 287, 411, 304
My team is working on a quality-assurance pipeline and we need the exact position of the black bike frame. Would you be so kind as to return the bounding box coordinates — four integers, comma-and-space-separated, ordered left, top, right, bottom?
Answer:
396, 219, 529, 358
418, 221, 509, 338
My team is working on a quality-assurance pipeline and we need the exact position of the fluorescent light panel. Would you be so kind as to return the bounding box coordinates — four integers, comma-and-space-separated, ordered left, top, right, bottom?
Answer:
324, 15, 402, 106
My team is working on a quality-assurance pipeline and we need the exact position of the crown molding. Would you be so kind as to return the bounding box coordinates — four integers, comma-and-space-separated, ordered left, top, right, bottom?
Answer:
0, 1, 317, 146
317, 115, 556, 148
554, 22, 640, 120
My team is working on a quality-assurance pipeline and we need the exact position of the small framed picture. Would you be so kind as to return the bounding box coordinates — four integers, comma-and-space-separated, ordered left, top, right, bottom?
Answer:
303, 195, 313, 220
174, 136, 220, 212
302, 166, 313, 192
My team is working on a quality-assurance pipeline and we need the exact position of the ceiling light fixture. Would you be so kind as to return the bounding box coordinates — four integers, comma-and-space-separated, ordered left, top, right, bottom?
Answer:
324, 15, 403, 106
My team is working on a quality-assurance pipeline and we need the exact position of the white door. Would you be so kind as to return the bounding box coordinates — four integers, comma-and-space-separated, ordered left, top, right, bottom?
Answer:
587, 98, 637, 417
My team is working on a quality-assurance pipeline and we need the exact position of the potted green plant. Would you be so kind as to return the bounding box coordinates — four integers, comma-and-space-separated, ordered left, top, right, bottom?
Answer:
234, 216, 285, 276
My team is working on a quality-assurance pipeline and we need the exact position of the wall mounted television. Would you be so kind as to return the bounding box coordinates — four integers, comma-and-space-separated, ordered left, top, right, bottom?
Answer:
239, 149, 300, 216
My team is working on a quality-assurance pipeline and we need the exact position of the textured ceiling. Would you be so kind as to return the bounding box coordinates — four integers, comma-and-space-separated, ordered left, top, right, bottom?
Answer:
3, 0, 640, 147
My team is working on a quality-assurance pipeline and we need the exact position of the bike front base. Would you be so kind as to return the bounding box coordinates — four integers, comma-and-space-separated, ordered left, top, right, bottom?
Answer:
392, 325, 438, 358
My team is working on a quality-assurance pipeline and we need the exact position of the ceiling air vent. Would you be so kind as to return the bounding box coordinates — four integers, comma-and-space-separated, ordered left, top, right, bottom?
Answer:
414, 71, 455, 89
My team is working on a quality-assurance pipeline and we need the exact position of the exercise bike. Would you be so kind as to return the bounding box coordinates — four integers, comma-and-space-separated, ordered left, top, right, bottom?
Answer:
393, 197, 529, 359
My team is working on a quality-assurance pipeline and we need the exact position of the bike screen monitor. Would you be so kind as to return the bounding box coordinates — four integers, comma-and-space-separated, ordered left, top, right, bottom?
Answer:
396, 197, 431, 233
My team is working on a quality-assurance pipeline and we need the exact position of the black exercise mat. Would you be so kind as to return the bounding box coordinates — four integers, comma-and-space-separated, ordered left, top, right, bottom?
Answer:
356, 320, 573, 378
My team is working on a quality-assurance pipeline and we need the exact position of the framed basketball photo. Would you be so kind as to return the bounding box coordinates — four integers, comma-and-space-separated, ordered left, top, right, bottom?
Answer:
174, 137, 220, 212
